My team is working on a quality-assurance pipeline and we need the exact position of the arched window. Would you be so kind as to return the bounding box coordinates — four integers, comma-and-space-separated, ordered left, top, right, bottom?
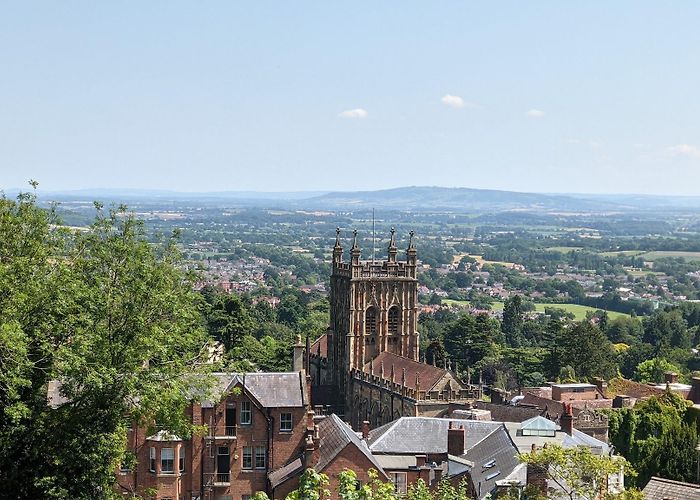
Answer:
365, 307, 377, 335
388, 306, 400, 335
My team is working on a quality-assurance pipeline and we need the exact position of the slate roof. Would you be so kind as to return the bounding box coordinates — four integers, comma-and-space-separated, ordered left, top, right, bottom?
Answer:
643, 476, 700, 499
471, 401, 544, 423
269, 458, 303, 489
364, 352, 458, 391
463, 425, 520, 499
367, 417, 501, 455
316, 414, 387, 477
208, 372, 307, 408
310, 333, 328, 358
503, 421, 610, 455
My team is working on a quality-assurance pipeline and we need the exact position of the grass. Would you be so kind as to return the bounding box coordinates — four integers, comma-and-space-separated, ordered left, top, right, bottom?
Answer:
597, 250, 700, 262
441, 299, 630, 321
545, 246, 583, 253
638, 251, 700, 262
598, 250, 646, 257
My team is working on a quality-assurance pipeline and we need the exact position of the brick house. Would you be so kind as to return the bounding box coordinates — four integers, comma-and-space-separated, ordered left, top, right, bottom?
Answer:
115, 372, 312, 500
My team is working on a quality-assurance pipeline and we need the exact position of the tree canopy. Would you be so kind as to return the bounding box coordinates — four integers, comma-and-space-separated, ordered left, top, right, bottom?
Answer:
0, 191, 212, 498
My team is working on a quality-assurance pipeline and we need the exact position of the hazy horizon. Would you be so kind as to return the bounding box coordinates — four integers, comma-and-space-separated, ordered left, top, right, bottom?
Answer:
2, 3, 699, 195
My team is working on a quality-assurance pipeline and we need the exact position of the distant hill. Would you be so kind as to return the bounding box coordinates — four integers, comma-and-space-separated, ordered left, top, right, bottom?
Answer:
299, 186, 623, 212
13, 185, 700, 213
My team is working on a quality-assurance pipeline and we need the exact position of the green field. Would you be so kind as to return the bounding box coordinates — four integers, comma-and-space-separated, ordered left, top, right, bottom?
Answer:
545, 246, 583, 253
637, 251, 700, 262
441, 299, 630, 321
598, 250, 645, 257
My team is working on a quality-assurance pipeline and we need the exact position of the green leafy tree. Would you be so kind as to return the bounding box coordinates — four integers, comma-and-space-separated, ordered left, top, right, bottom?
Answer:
444, 313, 501, 371
519, 444, 634, 500
555, 322, 616, 380
633, 358, 682, 384
0, 193, 212, 498
502, 295, 525, 346
607, 392, 695, 486
338, 469, 397, 500
204, 292, 254, 351
406, 479, 431, 500
286, 468, 331, 500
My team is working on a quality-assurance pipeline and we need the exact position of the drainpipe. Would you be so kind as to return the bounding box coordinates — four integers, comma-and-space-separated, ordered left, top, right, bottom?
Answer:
267, 408, 274, 495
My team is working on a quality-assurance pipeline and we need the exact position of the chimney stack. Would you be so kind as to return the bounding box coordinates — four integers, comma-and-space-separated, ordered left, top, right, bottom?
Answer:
292, 335, 305, 373
526, 444, 547, 494
560, 403, 574, 435
664, 372, 679, 385
593, 377, 607, 395
447, 422, 465, 456
362, 420, 370, 440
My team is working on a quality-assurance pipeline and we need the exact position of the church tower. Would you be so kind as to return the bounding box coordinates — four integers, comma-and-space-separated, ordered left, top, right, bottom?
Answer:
328, 228, 419, 395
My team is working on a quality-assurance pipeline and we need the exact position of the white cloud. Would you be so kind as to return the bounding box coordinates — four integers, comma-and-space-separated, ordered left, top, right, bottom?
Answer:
338, 108, 368, 119
440, 94, 481, 109
668, 143, 700, 159
441, 94, 465, 108
526, 109, 545, 118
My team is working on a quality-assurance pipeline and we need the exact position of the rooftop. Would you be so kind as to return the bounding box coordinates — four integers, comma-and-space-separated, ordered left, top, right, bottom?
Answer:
367, 417, 501, 455
317, 414, 387, 476
207, 372, 307, 408
364, 351, 459, 392
642, 476, 700, 499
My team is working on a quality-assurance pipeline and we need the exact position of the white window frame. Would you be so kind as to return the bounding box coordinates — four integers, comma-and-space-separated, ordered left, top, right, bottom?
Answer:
161, 447, 175, 474
390, 472, 407, 495
242, 446, 253, 470
280, 412, 293, 432
255, 446, 266, 469
240, 401, 252, 425
179, 446, 185, 472
149, 447, 156, 472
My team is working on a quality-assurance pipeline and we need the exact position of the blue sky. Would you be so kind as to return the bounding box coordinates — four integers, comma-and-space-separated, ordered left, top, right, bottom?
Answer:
1, 2, 699, 194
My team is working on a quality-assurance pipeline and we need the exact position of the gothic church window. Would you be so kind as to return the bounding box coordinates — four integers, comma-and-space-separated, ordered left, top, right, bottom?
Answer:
365, 307, 377, 335
388, 306, 399, 334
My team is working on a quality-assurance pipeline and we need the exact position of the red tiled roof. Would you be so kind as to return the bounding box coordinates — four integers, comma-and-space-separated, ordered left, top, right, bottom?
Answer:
310, 333, 328, 358
364, 351, 455, 391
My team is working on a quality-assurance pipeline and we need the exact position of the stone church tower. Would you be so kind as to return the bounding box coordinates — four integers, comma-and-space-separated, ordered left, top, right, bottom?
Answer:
327, 227, 419, 395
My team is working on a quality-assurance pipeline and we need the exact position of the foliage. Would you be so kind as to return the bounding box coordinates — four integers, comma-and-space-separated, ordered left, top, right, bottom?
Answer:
286, 468, 331, 500
444, 313, 502, 371
606, 392, 696, 486
519, 444, 634, 500
338, 469, 397, 500
0, 191, 212, 498
550, 321, 617, 380
503, 295, 525, 346
633, 358, 682, 384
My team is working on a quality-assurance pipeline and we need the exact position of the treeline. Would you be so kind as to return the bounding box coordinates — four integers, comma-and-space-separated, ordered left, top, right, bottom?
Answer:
420, 296, 700, 391
200, 286, 330, 372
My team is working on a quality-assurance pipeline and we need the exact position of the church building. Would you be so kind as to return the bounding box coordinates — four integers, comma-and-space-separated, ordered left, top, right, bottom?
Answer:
308, 228, 481, 429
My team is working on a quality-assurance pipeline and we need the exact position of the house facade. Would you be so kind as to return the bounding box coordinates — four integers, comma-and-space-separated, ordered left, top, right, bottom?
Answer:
115, 372, 313, 500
